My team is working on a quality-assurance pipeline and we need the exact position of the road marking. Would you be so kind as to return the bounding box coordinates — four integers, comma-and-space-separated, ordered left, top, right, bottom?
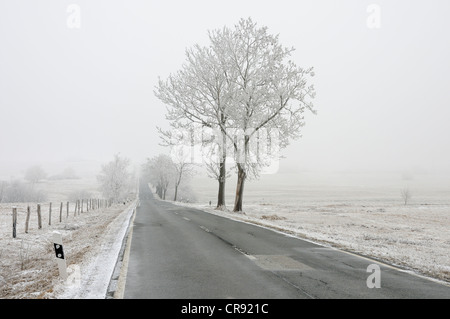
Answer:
232, 245, 248, 255
183, 217, 191, 221
199, 225, 211, 233
248, 255, 313, 271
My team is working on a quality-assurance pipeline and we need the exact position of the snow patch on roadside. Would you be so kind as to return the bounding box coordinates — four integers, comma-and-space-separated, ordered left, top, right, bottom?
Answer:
51, 205, 134, 298
0, 202, 136, 299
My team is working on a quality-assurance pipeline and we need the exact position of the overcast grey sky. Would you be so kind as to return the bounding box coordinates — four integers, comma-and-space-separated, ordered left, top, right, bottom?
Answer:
1, 0, 449, 176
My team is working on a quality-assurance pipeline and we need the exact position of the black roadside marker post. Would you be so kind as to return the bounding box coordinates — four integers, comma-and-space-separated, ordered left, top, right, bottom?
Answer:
52, 231, 68, 280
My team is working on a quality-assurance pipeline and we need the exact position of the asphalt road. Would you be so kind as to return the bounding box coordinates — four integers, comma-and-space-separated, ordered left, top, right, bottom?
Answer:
122, 184, 449, 299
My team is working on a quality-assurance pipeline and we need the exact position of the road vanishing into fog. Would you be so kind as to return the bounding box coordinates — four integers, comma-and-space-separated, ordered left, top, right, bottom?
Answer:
122, 183, 450, 299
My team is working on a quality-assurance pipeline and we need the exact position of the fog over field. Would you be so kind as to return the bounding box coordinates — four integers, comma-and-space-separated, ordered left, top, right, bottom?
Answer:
1, 0, 450, 182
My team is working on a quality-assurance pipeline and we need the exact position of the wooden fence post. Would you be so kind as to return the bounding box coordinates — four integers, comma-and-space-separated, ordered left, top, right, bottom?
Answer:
59, 202, 63, 223
12, 207, 17, 238
25, 206, 30, 233
37, 204, 42, 229
66, 202, 69, 219
49, 202, 52, 226
81, 199, 84, 213
74, 200, 78, 217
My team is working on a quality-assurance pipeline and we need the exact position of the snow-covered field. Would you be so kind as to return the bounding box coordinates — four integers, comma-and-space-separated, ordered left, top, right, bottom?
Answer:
1, 171, 449, 299
182, 171, 450, 284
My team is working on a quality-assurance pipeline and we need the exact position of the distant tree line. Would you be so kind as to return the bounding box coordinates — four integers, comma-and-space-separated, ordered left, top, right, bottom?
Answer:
142, 152, 196, 202
0, 180, 47, 203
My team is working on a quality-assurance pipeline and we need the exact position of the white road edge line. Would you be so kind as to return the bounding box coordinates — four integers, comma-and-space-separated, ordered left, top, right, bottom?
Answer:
112, 207, 136, 299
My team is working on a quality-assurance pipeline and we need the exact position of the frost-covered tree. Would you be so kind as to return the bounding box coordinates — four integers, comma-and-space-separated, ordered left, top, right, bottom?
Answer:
144, 154, 175, 200
155, 42, 233, 210
170, 146, 197, 201
210, 18, 316, 211
97, 154, 131, 203
24, 165, 47, 184
401, 187, 411, 205
156, 18, 316, 212
1, 180, 47, 203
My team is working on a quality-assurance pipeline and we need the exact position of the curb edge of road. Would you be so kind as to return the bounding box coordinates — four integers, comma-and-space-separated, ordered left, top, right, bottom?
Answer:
105, 203, 137, 299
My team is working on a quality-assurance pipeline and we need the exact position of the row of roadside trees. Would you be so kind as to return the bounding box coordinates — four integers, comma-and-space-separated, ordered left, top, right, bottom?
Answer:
142, 150, 196, 202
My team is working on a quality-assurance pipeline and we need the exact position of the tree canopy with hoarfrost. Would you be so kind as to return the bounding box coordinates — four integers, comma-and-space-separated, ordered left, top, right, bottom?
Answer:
144, 154, 175, 200
155, 18, 316, 212
97, 154, 132, 203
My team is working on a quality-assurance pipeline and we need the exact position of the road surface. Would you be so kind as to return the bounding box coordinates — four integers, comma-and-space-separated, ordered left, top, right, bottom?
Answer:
122, 184, 449, 299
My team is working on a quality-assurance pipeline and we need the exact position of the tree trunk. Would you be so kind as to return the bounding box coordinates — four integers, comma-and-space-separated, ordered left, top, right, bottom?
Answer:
174, 184, 178, 201
216, 160, 226, 209
233, 164, 246, 212
174, 170, 183, 202
216, 129, 227, 210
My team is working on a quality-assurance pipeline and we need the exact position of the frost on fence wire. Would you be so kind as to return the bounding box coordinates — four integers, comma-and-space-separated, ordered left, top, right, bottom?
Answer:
168, 126, 280, 174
